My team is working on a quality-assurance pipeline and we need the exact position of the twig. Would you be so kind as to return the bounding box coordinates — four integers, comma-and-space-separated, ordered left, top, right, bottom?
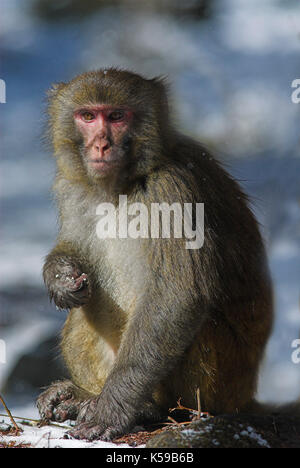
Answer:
169, 397, 198, 415
0, 413, 39, 423
164, 419, 191, 426
272, 416, 278, 435
169, 392, 212, 424
0, 414, 70, 430
33, 431, 51, 449
0, 394, 23, 434
167, 416, 181, 426
196, 387, 201, 419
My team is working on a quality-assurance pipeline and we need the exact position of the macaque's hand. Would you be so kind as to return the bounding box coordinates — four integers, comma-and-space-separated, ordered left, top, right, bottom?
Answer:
43, 255, 91, 309
68, 390, 161, 441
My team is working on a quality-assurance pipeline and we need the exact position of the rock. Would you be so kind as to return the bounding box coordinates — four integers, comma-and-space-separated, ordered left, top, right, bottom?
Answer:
3, 335, 68, 395
0, 286, 67, 395
146, 414, 300, 448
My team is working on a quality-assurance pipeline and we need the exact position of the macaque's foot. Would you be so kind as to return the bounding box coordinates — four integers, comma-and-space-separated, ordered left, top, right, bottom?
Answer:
68, 422, 120, 442
37, 380, 87, 422
43, 256, 91, 309
68, 396, 163, 441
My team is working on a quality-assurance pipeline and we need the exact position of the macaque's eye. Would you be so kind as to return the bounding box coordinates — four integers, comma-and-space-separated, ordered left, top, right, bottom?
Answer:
108, 110, 125, 122
81, 111, 95, 121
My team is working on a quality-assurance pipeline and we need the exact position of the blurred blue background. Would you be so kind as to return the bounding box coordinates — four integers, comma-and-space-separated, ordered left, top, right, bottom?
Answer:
0, 0, 299, 418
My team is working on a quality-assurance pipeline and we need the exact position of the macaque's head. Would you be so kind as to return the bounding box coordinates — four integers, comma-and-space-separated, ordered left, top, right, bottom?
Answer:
47, 68, 170, 184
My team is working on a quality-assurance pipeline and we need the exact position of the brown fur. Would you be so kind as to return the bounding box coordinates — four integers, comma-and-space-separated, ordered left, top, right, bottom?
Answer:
37, 68, 273, 441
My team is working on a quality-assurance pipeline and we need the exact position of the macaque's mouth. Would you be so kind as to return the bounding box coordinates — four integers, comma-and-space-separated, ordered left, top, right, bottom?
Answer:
89, 159, 120, 172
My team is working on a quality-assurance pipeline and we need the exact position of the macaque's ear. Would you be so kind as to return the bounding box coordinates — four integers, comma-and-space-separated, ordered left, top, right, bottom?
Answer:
47, 82, 66, 98
149, 75, 168, 90
148, 76, 169, 118
149, 75, 170, 103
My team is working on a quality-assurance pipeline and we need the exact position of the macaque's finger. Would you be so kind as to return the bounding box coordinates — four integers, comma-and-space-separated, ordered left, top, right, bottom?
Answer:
68, 423, 105, 441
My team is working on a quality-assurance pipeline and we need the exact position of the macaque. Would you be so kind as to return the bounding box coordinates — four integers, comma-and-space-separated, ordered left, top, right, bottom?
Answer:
37, 68, 273, 441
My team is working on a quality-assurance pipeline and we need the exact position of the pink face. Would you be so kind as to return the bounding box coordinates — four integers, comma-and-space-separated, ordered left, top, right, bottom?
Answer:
74, 105, 133, 177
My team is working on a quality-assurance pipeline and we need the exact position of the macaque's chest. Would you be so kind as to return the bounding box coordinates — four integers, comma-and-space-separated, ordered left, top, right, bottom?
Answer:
60, 189, 148, 313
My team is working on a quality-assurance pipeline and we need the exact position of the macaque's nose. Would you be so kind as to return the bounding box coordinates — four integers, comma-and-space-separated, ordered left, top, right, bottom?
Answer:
94, 137, 111, 155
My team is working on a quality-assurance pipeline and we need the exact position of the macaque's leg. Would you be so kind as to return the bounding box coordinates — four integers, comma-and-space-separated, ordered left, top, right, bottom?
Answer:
37, 305, 117, 423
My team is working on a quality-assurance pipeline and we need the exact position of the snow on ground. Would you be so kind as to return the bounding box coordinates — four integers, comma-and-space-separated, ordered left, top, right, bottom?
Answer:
0, 403, 143, 448
0, 415, 140, 448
